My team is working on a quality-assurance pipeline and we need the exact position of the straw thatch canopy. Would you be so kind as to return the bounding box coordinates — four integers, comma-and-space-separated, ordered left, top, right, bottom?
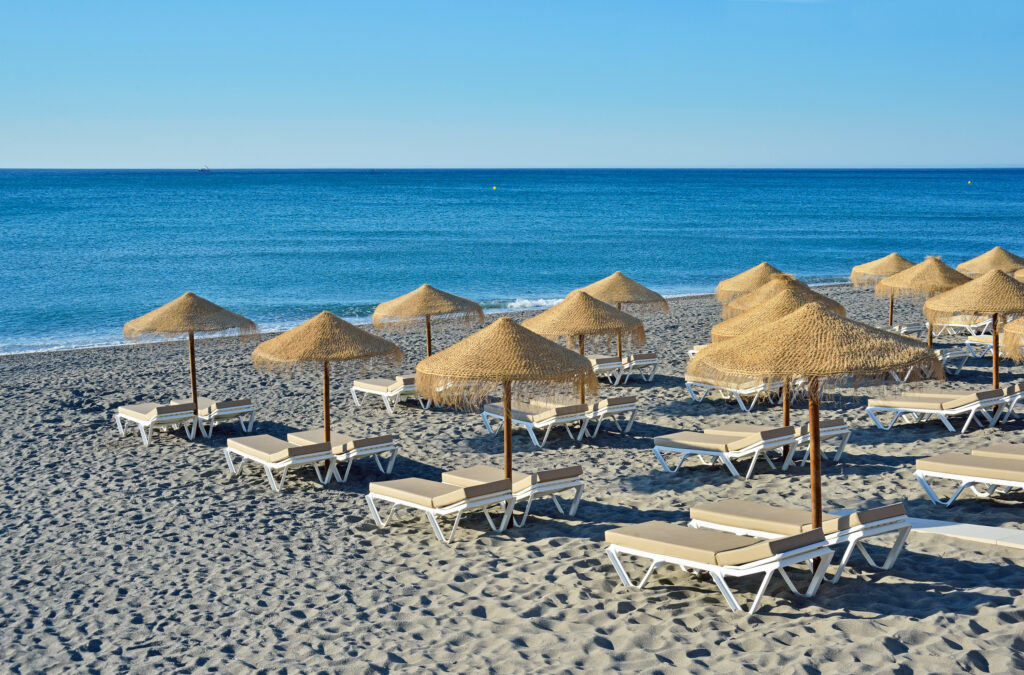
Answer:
1015, 269, 1024, 283
521, 290, 646, 351
252, 311, 402, 371
956, 246, 1024, 278
692, 304, 941, 389
721, 275, 844, 320
1003, 317, 1024, 363
124, 292, 257, 340
715, 262, 783, 304
372, 284, 483, 329
578, 271, 669, 314
712, 289, 845, 343
922, 270, 1024, 324
850, 253, 914, 288
416, 317, 597, 409
874, 256, 969, 300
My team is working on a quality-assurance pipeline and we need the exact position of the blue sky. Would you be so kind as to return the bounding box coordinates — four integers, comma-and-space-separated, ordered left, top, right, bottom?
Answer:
1, 1, 1022, 168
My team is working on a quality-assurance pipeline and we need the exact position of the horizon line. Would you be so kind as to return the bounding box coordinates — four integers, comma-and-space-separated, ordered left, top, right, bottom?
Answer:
3, 166, 1023, 171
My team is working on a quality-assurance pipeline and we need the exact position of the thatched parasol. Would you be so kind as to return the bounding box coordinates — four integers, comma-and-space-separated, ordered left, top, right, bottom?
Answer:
372, 284, 483, 357
924, 270, 1024, 387
721, 275, 843, 321
124, 292, 258, 415
1002, 317, 1024, 363
711, 289, 844, 343
956, 246, 1024, 278
715, 262, 783, 304
689, 303, 941, 527
416, 317, 596, 479
578, 271, 668, 358
850, 253, 914, 288
252, 311, 402, 446
875, 256, 969, 346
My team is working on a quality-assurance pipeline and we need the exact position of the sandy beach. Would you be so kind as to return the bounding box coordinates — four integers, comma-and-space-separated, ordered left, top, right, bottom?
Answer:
2, 283, 1022, 673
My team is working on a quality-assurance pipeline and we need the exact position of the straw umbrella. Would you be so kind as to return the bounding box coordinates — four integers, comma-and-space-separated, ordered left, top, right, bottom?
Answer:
850, 253, 915, 326
522, 290, 645, 402
416, 317, 596, 479
722, 274, 843, 320
711, 288, 845, 343
578, 271, 668, 358
372, 284, 483, 357
875, 256, 969, 347
124, 292, 258, 415
1002, 317, 1024, 363
252, 312, 402, 446
689, 304, 940, 527
956, 246, 1024, 278
924, 270, 1024, 387
715, 262, 783, 304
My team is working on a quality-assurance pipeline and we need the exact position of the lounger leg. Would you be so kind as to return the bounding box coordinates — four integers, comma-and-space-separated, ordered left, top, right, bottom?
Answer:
708, 572, 744, 612
183, 418, 197, 441
242, 411, 255, 433
514, 494, 536, 528
720, 455, 742, 479
832, 433, 850, 463
314, 460, 334, 484
567, 485, 583, 517
532, 426, 547, 448
224, 449, 243, 477
481, 413, 497, 435
426, 511, 463, 544
366, 495, 394, 527
623, 409, 637, 434
350, 388, 361, 407
138, 423, 152, 447
826, 538, 860, 583
263, 466, 285, 492
856, 525, 911, 571
574, 422, 588, 441
916, 472, 971, 507
382, 395, 395, 415
606, 548, 639, 587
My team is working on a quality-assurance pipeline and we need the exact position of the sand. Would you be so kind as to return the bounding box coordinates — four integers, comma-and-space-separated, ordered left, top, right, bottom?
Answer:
1, 285, 1023, 673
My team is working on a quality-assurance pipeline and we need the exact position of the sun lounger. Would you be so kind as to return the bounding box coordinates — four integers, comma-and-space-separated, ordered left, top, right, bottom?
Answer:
351, 375, 429, 414
865, 389, 1005, 433
481, 401, 589, 447
936, 347, 970, 376
685, 377, 785, 412
933, 315, 992, 337
223, 434, 333, 491
366, 477, 514, 544
171, 396, 255, 438
113, 402, 197, 446
652, 426, 795, 478
604, 522, 833, 614
620, 352, 658, 383
587, 355, 626, 384
584, 396, 638, 438
688, 500, 910, 584
286, 428, 398, 481
441, 464, 583, 527
686, 344, 707, 358
782, 419, 851, 469
915, 452, 1024, 506
972, 442, 1024, 460
886, 323, 926, 337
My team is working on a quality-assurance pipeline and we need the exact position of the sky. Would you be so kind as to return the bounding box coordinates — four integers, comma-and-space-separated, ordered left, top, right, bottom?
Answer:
1, 1, 1022, 169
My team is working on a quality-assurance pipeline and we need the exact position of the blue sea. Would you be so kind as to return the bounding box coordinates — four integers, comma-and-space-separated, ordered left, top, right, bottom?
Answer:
1, 169, 1023, 354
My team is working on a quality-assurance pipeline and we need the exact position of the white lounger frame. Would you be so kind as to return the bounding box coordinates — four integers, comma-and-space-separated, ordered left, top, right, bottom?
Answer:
481, 409, 588, 447
366, 490, 514, 544
584, 402, 638, 439
689, 515, 910, 584
914, 468, 1024, 507
223, 446, 334, 492
779, 424, 852, 470
933, 317, 992, 337
508, 476, 584, 527
197, 402, 256, 439
685, 381, 785, 412
328, 439, 399, 482
605, 540, 834, 614
592, 360, 626, 385
652, 434, 791, 479
351, 382, 430, 415
620, 355, 658, 384
866, 397, 1005, 434
113, 409, 197, 447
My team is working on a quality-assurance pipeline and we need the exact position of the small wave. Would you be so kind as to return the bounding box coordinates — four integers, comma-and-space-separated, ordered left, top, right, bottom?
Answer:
503, 298, 562, 310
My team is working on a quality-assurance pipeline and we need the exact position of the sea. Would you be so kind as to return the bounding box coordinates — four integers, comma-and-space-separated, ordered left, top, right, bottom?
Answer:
1, 169, 1022, 354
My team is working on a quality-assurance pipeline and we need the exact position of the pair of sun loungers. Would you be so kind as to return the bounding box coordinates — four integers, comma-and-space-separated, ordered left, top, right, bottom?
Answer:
652, 420, 850, 479
605, 500, 909, 614
366, 464, 584, 543
866, 385, 1023, 434
113, 396, 255, 446
223, 429, 398, 491
915, 443, 1024, 507
480, 397, 638, 448
587, 352, 659, 385
350, 375, 430, 414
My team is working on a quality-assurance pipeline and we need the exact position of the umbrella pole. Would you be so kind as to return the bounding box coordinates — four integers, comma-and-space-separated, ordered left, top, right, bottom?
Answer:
992, 313, 1000, 388
781, 382, 791, 463
578, 335, 586, 405
808, 377, 822, 529
502, 380, 512, 480
927, 322, 933, 349
425, 314, 432, 357
888, 292, 894, 327
616, 303, 623, 360
323, 361, 331, 474
188, 330, 198, 415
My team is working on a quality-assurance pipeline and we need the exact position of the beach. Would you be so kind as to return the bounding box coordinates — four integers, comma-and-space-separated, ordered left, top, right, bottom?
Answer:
2, 283, 1023, 672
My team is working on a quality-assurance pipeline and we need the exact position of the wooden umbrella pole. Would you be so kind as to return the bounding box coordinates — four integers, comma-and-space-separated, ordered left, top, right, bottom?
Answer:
927, 322, 933, 349
781, 381, 791, 463
992, 313, 1000, 388
502, 381, 512, 480
888, 292, 894, 327
616, 303, 623, 360
188, 330, 198, 415
425, 314, 433, 357
578, 335, 586, 405
323, 361, 331, 443
808, 376, 822, 529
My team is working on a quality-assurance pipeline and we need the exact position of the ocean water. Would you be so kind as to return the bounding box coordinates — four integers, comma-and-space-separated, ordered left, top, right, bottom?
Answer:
1, 169, 1022, 354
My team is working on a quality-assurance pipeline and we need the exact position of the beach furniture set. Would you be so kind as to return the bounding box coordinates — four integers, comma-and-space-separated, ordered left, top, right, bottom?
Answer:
914, 443, 1024, 507
480, 396, 638, 447
113, 396, 255, 446
865, 384, 1022, 434
588, 352, 659, 384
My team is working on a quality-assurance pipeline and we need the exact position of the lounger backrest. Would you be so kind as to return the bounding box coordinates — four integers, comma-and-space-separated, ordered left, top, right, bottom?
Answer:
532, 465, 583, 484
459, 479, 512, 500
154, 403, 195, 418
531, 404, 589, 423
593, 396, 637, 411
395, 375, 417, 387
292, 441, 332, 456
211, 399, 251, 412
942, 390, 1004, 409
715, 528, 825, 567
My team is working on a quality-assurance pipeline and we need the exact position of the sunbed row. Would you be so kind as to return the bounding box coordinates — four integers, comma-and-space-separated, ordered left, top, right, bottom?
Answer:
866, 383, 1022, 433
480, 396, 638, 447
113, 397, 256, 446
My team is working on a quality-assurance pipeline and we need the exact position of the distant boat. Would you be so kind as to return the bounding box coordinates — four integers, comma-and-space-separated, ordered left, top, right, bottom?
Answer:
198, 166, 210, 173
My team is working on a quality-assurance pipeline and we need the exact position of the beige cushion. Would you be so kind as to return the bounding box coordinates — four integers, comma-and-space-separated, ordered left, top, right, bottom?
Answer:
170, 396, 215, 413
226, 435, 329, 462
354, 378, 404, 393
369, 477, 511, 509
118, 402, 194, 422
868, 396, 950, 411
691, 500, 906, 538
484, 401, 587, 423
625, 352, 657, 363
916, 453, 1024, 482
966, 335, 994, 344
286, 428, 393, 452
591, 396, 637, 412
795, 418, 847, 434
395, 374, 417, 387
715, 529, 825, 566
653, 430, 774, 452
706, 424, 796, 441
826, 503, 906, 531
171, 397, 253, 416
941, 391, 1004, 409
1002, 383, 1023, 396
443, 464, 582, 493
973, 443, 1024, 460
588, 355, 621, 366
